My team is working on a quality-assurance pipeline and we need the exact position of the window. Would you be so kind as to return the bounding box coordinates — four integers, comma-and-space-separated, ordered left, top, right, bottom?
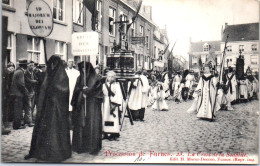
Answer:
227, 46, 232, 52
138, 54, 141, 65
251, 55, 258, 65
144, 56, 147, 62
154, 46, 156, 58
55, 41, 66, 60
73, 0, 83, 25
27, 36, 40, 63
53, 0, 65, 22
6, 33, 13, 63
146, 29, 150, 49
109, 7, 116, 36
96, 0, 102, 31
227, 58, 232, 66
140, 25, 144, 36
2, 0, 10, 5
203, 43, 209, 52
131, 22, 135, 37
217, 56, 221, 65
252, 44, 257, 51
192, 56, 197, 65
239, 45, 244, 52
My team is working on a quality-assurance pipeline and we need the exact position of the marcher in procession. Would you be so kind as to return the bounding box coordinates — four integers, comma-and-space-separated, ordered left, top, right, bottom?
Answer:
128, 71, 143, 121
10, 59, 29, 130
162, 72, 170, 99
173, 71, 182, 102
25, 55, 71, 162
139, 70, 150, 121
65, 58, 80, 129
193, 64, 218, 120
151, 81, 168, 111
185, 70, 195, 99
225, 67, 237, 106
71, 62, 103, 154
239, 75, 249, 101
102, 71, 123, 140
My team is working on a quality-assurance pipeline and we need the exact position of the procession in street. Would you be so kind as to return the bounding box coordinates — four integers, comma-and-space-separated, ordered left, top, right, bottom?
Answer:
1, 0, 259, 164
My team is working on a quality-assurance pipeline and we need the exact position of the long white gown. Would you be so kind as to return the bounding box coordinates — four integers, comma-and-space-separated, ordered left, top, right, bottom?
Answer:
226, 73, 237, 102
140, 74, 150, 109
102, 82, 123, 134
65, 67, 80, 111
196, 74, 217, 119
239, 79, 248, 99
128, 77, 143, 111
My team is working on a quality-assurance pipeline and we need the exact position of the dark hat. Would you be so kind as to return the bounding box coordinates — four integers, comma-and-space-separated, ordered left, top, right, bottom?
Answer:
228, 66, 233, 73
7, 62, 15, 68
18, 59, 28, 65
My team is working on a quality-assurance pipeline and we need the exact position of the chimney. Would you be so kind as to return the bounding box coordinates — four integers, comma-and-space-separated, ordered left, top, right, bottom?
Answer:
144, 6, 152, 20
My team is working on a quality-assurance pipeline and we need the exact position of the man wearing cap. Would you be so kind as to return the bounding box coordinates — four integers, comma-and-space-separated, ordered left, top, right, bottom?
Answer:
24, 61, 38, 126
10, 59, 30, 129
65, 58, 80, 129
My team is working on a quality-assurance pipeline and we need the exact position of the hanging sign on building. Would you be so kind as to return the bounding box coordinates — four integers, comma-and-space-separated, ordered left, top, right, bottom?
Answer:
27, 0, 53, 37
131, 37, 145, 44
72, 32, 99, 56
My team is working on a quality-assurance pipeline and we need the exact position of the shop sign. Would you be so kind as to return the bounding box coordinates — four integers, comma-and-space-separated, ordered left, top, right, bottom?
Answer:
27, 0, 53, 37
131, 37, 145, 44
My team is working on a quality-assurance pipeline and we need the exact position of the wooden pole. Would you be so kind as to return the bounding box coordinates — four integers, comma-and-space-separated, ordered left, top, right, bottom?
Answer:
84, 56, 87, 120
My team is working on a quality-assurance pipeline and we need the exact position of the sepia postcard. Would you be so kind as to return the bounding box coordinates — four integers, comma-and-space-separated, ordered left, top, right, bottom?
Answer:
1, 0, 259, 164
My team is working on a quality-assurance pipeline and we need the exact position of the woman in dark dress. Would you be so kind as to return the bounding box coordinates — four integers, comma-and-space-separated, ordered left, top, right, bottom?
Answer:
71, 62, 103, 154
24, 55, 71, 162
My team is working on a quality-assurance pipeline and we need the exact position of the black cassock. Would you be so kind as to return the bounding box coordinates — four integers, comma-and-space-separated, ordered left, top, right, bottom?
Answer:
27, 55, 71, 162
71, 62, 103, 154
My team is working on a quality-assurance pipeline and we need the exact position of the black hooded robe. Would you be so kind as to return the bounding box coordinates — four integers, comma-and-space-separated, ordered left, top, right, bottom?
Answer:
71, 62, 103, 154
27, 55, 71, 162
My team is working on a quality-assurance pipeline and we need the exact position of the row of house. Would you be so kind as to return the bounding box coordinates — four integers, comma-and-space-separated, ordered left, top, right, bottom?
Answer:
189, 22, 259, 73
2, 0, 178, 71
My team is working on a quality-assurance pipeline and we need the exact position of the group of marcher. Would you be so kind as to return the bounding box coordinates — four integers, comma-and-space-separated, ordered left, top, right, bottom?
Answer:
187, 65, 259, 120
2, 54, 258, 162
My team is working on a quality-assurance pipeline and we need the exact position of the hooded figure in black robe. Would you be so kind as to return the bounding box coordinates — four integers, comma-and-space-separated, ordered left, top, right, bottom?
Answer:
25, 55, 71, 162
71, 62, 103, 154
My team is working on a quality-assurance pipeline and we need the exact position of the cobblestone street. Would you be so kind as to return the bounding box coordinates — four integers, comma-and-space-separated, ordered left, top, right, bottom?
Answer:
1, 99, 259, 163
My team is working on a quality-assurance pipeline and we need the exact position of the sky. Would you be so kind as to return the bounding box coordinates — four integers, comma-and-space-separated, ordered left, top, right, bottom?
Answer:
143, 0, 259, 60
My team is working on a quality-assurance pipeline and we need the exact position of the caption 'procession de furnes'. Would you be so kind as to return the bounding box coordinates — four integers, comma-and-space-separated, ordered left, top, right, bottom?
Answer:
2, 0, 259, 163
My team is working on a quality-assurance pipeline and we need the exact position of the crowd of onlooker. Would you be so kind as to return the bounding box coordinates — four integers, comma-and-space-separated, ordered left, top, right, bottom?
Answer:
2, 60, 46, 135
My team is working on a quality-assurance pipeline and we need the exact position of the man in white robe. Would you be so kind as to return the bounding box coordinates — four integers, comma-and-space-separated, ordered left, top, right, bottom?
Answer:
139, 70, 150, 121
102, 71, 123, 140
128, 72, 143, 121
196, 65, 217, 120
173, 72, 182, 102
185, 71, 195, 98
226, 67, 237, 105
65, 59, 80, 128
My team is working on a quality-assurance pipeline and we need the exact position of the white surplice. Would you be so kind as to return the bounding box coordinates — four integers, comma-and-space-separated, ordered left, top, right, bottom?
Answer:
196, 74, 217, 119
65, 67, 80, 111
